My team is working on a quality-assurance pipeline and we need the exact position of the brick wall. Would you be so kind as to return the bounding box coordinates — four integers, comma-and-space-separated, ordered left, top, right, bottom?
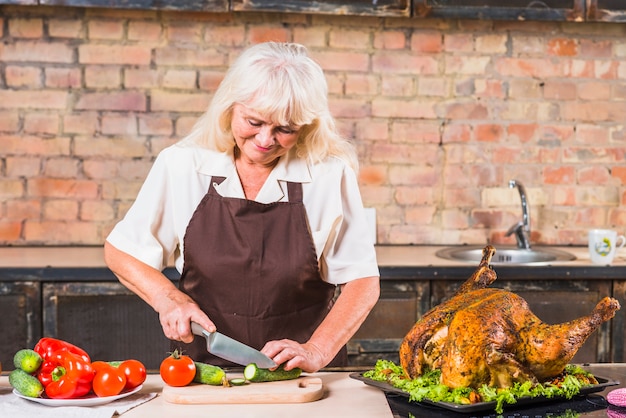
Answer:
1, 5, 625, 246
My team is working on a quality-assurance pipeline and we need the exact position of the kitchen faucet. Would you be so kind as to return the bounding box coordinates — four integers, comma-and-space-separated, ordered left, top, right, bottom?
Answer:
505, 179, 531, 249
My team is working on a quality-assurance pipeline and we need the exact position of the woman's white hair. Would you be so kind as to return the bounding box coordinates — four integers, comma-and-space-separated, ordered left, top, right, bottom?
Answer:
182, 42, 358, 171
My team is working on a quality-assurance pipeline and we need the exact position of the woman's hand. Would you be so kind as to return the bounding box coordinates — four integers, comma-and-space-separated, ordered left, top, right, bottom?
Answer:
153, 289, 216, 343
261, 339, 328, 373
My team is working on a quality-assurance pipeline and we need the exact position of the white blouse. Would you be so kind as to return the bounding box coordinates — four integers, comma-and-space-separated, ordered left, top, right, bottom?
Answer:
106, 142, 379, 285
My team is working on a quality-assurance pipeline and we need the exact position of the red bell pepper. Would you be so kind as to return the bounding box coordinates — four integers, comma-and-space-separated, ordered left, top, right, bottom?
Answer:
34, 337, 91, 363
38, 350, 94, 399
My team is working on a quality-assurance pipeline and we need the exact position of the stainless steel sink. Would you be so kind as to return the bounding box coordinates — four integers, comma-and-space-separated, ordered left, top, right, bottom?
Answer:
435, 246, 576, 265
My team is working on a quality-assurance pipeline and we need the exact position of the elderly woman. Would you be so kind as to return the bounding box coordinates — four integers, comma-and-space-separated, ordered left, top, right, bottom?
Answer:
104, 42, 380, 372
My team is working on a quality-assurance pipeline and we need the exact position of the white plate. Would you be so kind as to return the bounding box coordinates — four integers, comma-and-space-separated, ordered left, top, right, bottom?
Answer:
13, 384, 142, 407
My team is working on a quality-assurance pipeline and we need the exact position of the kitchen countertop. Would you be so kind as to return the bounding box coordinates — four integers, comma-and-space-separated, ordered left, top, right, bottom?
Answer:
0, 371, 393, 417
1, 244, 625, 268
1, 366, 625, 417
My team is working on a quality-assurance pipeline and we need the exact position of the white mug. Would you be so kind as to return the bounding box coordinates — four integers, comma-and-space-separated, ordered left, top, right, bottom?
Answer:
588, 229, 626, 265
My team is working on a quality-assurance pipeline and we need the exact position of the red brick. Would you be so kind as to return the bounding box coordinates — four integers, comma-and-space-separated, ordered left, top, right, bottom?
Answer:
88, 20, 124, 40
23, 221, 100, 244
0, 179, 24, 198
45, 67, 82, 88
49, 19, 83, 38
0, 222, 22, 242
138, 115, 173, 136
167, 23, 203, 43
389, 164, 439, 186
609, 208, 626, 226
372, 51, 437, 74
151, 91, 209, 112
441, 187, 481, 207
576, 124, 610, 145
543, 166, 575, 184
612, 167, 626, 184
155, 47, 225, 67
311, 50, 369, 72
330, 29, 370, 49
6, 200, 41, 220
381, 75, 414, 97
547, 38, 577, 56
595, 60, 619, 80
418, 77, 448, 97
45, 157, 80, 178
474, 79, 505, 99
495, 57, 563, 78
330, 98, 369, 119
442, 124, 471, 143
44, 200, 79, 220
443, 33, 473, 53
4, 135, 70, 155
475, 34, 507, 54
78, 45, 151, 65
358, 166, 386, 185
373, 30, 406, 50
391, 120, 440, 143
128, 21, 162, 42
198, 70, 224, 91
410, 31, 442, 53
64, 112, 99, 135
475, 124, 505, 142
118, 159, 154, 179
163, 70, 197, 89
0, 41, 74, 63
0, 90, 68, 110
24, 113, 59, 134
5, 65, 42, 88
9, 18, 43, 38
81, 200, 115, 221
75, 91, 146, 111
28, 178, 99, 199
345, 74, 378, 96
507, 124, 537, 143
0, 111, 20, 132
567, 59, 595, 78
101, 115, 137, 135
543, 80, 577, 100
579, 39, 613, 58
74, 136, 147, 158
552, 187, 576, 205
395, 186, 435, 205
85, 66, 121, 88
204, 26, 246, 46
372, 98, 436, 119
124, 68, 160, 88
443, 102, 488, 120
248, 26, 289, 44
578, 166, 611, 185
83, 160, 119, 179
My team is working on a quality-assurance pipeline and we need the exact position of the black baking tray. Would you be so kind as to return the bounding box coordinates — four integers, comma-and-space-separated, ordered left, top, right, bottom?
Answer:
350, 372, 619, 413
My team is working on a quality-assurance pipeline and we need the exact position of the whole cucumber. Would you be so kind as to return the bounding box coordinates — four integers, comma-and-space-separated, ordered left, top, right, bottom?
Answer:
193, 361, 226, 385
13, 349, 42, 374
244, 363, 302, 382
9, 369, 43, 398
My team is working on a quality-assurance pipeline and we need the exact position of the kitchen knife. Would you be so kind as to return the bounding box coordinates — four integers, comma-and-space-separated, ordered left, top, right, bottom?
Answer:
191, 322, 277, 369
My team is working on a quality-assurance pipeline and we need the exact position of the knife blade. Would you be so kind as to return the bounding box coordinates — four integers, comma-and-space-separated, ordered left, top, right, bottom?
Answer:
191, 322, 277, 369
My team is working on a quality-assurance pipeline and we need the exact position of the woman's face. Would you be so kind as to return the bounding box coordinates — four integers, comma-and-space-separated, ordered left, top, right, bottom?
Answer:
231, 103, 300, 167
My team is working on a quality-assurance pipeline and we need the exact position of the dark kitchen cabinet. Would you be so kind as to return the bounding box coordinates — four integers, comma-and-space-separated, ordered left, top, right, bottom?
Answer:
348, 280, 430, 366
414, 0, 585, 21
0, 281, 40, 370
38, 0, 229, 11
42, 282, 172, 370
231, 0, 411, 17
431, 279, 614, 364
610, 280, 626, 362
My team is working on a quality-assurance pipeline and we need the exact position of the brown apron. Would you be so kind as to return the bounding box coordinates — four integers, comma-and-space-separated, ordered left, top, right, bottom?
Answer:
175, 176, 347, 367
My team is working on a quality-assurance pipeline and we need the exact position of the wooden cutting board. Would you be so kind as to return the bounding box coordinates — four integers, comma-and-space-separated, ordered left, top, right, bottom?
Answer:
162, 376, 324, 404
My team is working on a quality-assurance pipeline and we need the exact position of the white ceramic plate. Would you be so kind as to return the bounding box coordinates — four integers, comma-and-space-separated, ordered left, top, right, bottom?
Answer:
13, 384, 142, 407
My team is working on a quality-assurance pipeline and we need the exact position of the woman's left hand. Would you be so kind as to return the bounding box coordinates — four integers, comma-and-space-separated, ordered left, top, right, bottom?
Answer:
261, 339, 327, 373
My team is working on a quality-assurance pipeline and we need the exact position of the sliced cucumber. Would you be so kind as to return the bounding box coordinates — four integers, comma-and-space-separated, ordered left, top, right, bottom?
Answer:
244, 363, 302, 382
229, 378, 248, 386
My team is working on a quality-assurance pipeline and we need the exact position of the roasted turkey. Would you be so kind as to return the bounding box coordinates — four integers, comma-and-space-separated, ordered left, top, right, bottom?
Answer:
399, 245, 620, 389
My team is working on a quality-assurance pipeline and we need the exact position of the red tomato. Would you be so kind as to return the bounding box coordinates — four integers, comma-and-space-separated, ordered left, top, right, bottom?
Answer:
92, 362, 127, 397
159, 350, 196, 387
118, 359, 147, 390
